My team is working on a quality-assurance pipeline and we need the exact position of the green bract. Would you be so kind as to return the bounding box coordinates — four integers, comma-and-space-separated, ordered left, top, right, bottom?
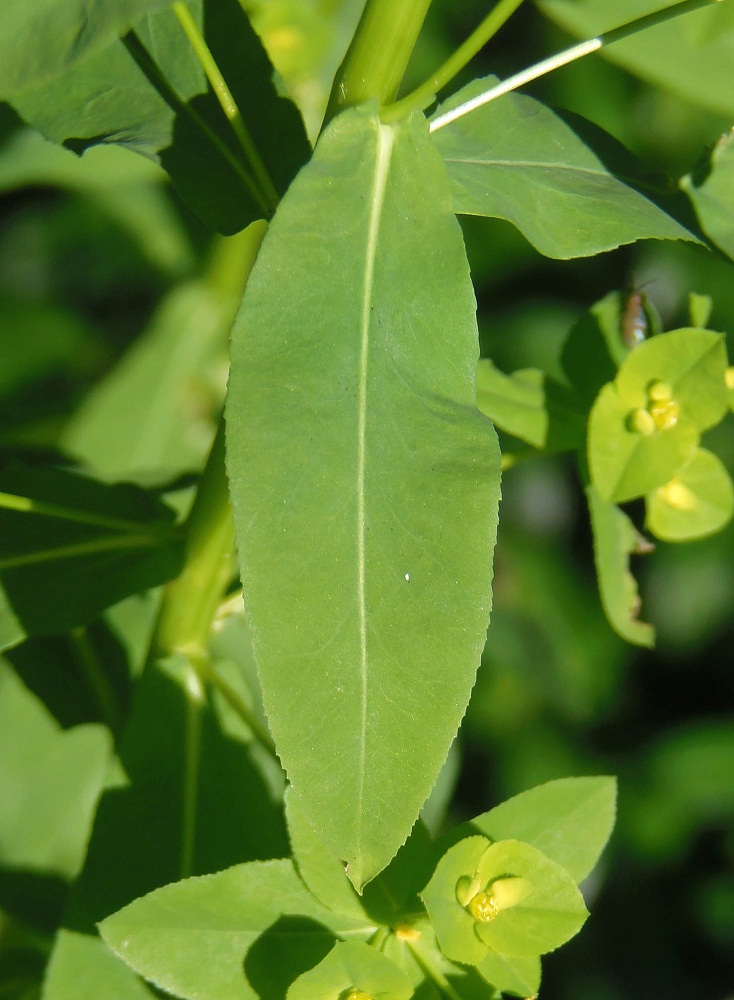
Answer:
286, 941, 413, 1000
420, 836, 588, 964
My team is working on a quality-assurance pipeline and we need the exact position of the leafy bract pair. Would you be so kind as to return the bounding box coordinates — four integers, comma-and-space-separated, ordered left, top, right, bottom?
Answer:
478, 291, 734, 649
99, 776, 616, 1000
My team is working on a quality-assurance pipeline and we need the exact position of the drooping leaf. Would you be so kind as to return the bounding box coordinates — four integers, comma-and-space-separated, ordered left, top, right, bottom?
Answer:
682, 128, 734, 261
447, 776, 617, 885
226, 106, 500, 890
537, 0, 734, 118
646, 448, 734, 542
286, 941, 413, 1000
0, 463, 183, 647
430, 80, 698, 259
99, 860, 374, 1000
0, 0, 171, 100
421, 837, 587, 964
586, 484, 655, 648
11, 0, 310, 234
476, 360, 584, 451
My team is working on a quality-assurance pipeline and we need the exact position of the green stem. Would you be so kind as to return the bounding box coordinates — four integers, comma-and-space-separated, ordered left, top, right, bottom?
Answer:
430, 0, 724, 132
0, 533, 162, 572
122, 31, 267, 214
406, 941, 464, 1000
171, 1, 279, 214
196, 652, 279, 762
325, 0, 433, 121
382, 0, 526, 122
0, 490, 155, 534
180, 659, 204, 878
69, 627, 120, 731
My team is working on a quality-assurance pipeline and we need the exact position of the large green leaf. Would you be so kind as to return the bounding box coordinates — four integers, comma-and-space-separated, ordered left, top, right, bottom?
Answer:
11, 0, 310, 234
99, 860, 374, 1000
0, 0, 170, 100
537, 0, 734, 118
681, 127, 734, 261
226, 106, 500, 890
430, 80, 697, 259
0, 464, 183, 648
586, 485, 655, 648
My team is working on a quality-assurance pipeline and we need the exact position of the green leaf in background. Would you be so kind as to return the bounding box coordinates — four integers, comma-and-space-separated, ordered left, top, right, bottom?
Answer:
286, 941, 413, 1000
0, 0, 171, 100
0, 464, 183, 647
0, 128, 194, 277
44, 651, 290, 1000
449, 776, 617, 885
586, 484, 655, 647
10, 0, 310, 234
0, 660, 110, 879
430, 80, 697, 259
682, 128, 734, 261
226, 106, 500, 890
420, 836, 587, 964
63, 224, 266, 484
646, 447, 734, 542
476, 360, 584, 452
537, 0, 734, 118
588, 380, 699, 504
99, 860, 374, 1000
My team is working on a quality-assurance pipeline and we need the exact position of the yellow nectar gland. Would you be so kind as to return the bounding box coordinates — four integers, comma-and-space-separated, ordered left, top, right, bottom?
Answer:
468, 891, 500, 923
394, 923, 421, 942
345, 991, 373, 1000
648, 398, 680, 430
725, 367, 734, 391
647, 380, 674, 402
658, 478, 697, 512
628, 407, 656, 436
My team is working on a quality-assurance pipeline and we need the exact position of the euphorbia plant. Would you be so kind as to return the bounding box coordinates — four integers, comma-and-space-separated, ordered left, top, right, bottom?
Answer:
0, 0, 733, 997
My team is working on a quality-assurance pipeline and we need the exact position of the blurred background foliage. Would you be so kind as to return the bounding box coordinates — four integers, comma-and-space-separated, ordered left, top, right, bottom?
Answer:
0, 1, 732, 999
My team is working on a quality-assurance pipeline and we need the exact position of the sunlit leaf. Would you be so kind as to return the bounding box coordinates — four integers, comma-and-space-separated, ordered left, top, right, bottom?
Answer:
646, 448, 734, 542
431, 80, 698, 259
226, 106, 500, 889
682, 128, 734, 261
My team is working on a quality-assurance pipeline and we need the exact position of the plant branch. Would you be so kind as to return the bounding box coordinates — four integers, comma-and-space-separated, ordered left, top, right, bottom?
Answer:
381, 0, 526, 122
407, 940, 464, 1000
181, 660, 204, 878
325, 0, 433, 123
171, 1, 279, 214
430, 0, 725, 132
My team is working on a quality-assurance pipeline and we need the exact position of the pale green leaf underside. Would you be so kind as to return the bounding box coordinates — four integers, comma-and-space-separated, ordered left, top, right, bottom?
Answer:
682, 129, 734, 261
431, 80, 695, 259
0, 0, 170, 99
226, 107, 500, 889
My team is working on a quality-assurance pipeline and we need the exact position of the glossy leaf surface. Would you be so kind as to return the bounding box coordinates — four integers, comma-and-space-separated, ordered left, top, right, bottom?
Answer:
586, 485, 655, 647
227, 107, 500, 889
100, 860, 374, 1000
431, 82, 696, 259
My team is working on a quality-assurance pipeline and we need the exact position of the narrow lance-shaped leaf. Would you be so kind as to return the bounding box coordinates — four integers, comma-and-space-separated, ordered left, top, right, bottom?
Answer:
430, 79, 698, 259
226, 106, 501, 890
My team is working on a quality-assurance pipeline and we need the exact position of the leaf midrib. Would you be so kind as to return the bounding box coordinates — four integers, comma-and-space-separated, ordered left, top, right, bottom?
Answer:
355, 121, 395, 862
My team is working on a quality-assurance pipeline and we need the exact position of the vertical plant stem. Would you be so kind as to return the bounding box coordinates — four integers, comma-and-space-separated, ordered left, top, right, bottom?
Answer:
69, 627, 119, 731
325, 0, 433, 121
180, 661, 204, 877
381, 0, 527, 121
171, 1, 279, 213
